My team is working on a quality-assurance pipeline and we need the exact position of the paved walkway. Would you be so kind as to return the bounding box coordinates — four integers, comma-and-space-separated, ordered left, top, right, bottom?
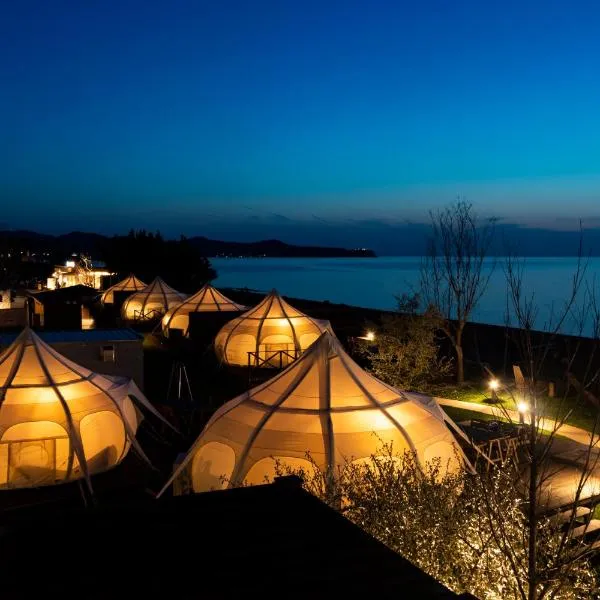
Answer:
436, 397, 599, 448
437, 397, 600, 509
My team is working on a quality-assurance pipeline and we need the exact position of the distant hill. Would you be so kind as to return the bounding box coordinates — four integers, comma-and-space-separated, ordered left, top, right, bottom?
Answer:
0, 230, 376, 259
187, 236, 375, 258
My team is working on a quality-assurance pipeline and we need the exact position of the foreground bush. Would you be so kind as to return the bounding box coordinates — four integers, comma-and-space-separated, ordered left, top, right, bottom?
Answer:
274, 445, 598, 600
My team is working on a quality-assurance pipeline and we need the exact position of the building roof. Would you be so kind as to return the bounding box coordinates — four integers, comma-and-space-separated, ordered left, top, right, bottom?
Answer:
0, 328, 143, 346
0, 477, 471, 599
30, 284, 99, 303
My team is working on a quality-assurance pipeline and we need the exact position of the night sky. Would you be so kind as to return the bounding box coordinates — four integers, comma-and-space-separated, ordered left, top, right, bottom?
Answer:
2, 0, 600, 246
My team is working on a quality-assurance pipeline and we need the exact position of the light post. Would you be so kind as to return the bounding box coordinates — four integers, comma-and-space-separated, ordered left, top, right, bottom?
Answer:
488, 378, 500, 402
517, 400, 529, 425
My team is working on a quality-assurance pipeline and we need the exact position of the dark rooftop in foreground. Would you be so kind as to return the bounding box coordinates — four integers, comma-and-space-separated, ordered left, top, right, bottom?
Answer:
0, 328, 143, 345
0, 477, 474, 599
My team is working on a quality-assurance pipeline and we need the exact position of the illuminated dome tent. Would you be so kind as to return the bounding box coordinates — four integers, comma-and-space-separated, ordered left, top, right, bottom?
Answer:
162, 283, 247, 338
0, 328, 169, 490
121, 277, 187, 322
161, 331, 469, 495
100, 274, 147, 305
214, 289, 330, 368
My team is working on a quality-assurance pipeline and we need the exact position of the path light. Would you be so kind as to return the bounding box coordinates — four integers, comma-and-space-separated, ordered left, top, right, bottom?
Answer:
517, 401, 530, 425
488, 378, 499, 401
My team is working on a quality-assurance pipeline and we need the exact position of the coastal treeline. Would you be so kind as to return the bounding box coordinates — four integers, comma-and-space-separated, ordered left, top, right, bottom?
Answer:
100, 230, 216, 293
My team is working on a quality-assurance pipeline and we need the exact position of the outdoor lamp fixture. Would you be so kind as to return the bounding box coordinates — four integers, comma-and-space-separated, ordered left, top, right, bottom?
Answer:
517, 401, 530, 424
488, 378, 499, 400
365, 330, 375, 342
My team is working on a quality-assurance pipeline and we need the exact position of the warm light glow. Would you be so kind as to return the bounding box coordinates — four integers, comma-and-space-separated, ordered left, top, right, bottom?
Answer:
517, 401, 529, 413
65, 260, 76, 268
488, 378, 499, 391
365, 330, 375, 341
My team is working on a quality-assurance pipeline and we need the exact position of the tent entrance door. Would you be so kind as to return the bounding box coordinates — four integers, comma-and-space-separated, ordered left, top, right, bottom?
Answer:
2, 437, 65, 488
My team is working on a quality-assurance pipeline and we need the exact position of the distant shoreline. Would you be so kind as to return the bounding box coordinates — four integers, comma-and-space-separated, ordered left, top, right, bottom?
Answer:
0, 229, 376, 259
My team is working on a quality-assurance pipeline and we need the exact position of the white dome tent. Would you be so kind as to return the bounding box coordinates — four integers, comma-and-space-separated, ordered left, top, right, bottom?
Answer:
0, 328, 171, 491
214, 289, 330, 368
121, 277, 187, 322
162, 283, 246, 338
161, 331, 471, 496
100, 274, 147, 305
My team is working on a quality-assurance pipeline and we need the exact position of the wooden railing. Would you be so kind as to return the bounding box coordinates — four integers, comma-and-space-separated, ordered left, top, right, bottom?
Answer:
133, 308, 163, 322
247, 348, 300, 369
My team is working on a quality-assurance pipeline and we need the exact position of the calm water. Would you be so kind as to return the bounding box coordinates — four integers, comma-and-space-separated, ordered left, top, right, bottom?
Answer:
212, 257, 600, 334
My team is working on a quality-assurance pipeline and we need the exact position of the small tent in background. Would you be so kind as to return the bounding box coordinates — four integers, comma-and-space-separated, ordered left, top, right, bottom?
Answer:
161, 331, 468, 495
121, 277, 187, 322
162, 283, 246, 338
100, 274, 147, 305
214, 289, 330, 368
0, 328, 169, 490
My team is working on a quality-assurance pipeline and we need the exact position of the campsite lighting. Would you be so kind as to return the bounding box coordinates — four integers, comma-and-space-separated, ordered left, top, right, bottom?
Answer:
365, 330, 376, 342
487, 378, 499, 401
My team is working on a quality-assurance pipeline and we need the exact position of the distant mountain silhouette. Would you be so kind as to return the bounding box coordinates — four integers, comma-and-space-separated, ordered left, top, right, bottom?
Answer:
0, 230, 376, 258
187, 236, 375, 257
2, 224, 600, 257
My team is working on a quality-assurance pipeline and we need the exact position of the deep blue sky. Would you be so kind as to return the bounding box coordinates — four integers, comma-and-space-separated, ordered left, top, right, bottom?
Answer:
2, 0, 600, 246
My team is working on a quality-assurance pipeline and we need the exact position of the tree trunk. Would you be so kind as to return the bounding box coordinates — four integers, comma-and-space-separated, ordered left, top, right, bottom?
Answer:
527, 405, 538, 600
455, 326, 465, 384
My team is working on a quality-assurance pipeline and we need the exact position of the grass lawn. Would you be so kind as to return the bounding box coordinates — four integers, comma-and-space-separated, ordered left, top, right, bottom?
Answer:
436, 383, 600, 433
440, 405, 500, 425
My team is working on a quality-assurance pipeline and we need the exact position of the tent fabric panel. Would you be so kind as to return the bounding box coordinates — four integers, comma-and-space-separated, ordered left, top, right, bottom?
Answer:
80, 410, 127, 474
328, 356, 381, 409
37, 344, 93, 381
0, 343, 23, 387
423, 440, 461, 473
3, 386, 60, 406
225, 333, 256, 366
257, 363, 321, 409
191, 441, 236, 492
244, 456, 318, 486
9, 346, 50, 386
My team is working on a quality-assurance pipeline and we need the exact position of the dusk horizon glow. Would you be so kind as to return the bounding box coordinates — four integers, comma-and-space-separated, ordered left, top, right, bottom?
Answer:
3, 1, 600, 245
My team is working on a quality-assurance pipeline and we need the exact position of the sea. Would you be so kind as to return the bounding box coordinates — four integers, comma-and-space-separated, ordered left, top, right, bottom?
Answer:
211, 256, 600, 336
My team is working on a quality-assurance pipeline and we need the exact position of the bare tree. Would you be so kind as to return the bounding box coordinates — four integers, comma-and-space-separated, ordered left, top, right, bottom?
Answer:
481, 244, 600, 600
421, 199, 495, 384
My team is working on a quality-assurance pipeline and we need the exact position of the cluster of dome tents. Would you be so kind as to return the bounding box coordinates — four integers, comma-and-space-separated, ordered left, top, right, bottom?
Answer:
0, 274, 471, 495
